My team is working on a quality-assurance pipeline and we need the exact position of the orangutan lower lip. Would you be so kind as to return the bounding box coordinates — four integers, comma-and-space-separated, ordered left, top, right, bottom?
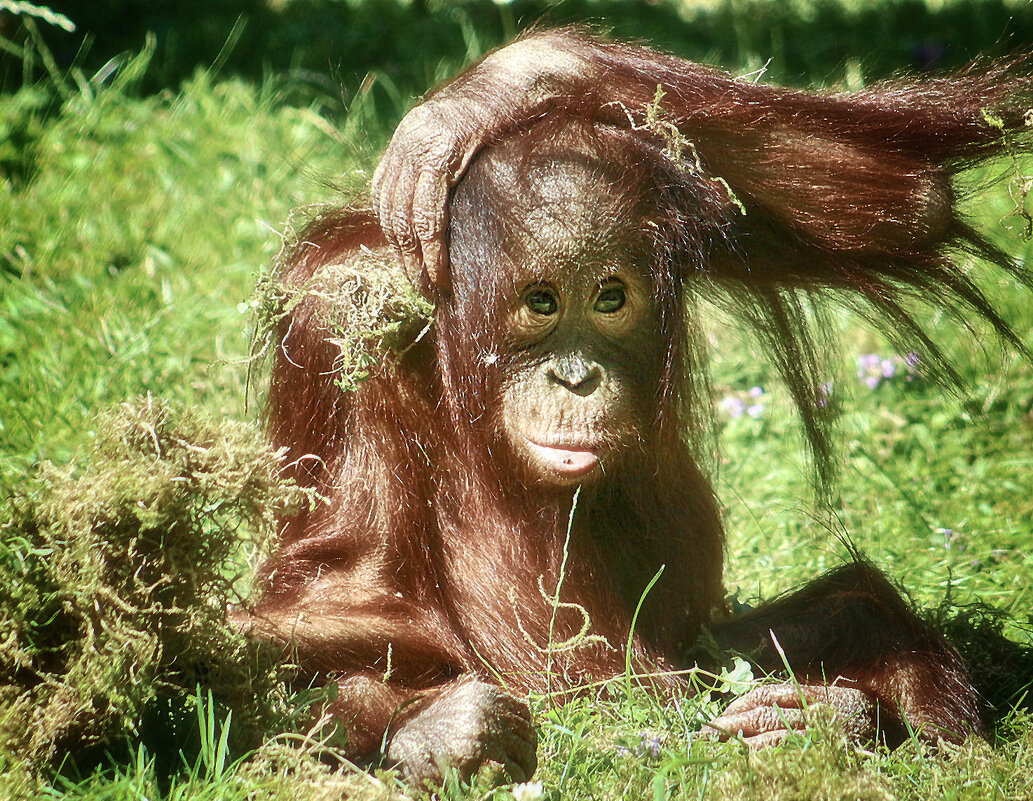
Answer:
523, 438, 601, 477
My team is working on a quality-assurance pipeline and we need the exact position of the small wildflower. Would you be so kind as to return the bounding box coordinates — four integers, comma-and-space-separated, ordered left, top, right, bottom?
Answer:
719, 396, 746, 418
512, 781, 545, 801
857, 352, 919, 389
936, 527, 960, 551
720, 386, 770, 420
638, 731, 664, 758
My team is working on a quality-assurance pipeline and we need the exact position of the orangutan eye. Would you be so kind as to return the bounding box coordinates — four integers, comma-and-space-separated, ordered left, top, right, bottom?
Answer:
525, 286, 559, 316
594, 283, 626, 314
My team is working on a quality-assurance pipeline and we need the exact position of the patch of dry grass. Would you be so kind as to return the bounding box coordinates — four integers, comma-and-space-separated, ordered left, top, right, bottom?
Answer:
0, 397, 308, 783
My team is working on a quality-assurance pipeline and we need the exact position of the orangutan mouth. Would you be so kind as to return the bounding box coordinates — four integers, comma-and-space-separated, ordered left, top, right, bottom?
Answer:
522, 437, 602, 478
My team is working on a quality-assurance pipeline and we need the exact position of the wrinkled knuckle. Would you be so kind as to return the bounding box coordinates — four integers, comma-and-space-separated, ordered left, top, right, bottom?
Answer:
412, 210, 444, 239
371, 175, 390, 207
394, 105, 448, 155
415, 166, 447, 194
406, 125, 453, 164
397, 238, 420, 259
371, 160, 388, 194
404, 102, 439, 129
390, 223, 419, 255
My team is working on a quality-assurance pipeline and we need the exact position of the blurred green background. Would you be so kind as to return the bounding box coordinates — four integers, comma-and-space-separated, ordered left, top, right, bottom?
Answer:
11, 0, 1033, 95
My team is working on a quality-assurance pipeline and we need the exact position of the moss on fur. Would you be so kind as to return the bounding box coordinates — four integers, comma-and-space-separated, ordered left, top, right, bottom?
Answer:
249, 212, 435, 394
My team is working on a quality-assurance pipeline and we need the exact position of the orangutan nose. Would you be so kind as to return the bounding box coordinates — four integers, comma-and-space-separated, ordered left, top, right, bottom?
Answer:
548, 353, 602, 395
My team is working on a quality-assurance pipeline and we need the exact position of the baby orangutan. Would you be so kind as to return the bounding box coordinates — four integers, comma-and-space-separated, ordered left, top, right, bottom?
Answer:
246, 29, 1031, 783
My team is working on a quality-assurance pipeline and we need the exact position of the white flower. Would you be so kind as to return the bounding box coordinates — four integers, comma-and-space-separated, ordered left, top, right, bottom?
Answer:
512, 781, 545, 801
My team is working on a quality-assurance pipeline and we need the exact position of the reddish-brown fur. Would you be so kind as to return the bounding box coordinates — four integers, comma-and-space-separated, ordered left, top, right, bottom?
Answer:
249, 30, 1030, 767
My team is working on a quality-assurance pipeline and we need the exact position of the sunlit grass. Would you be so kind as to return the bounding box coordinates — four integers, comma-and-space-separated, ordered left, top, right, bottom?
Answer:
0, 62, 381, 480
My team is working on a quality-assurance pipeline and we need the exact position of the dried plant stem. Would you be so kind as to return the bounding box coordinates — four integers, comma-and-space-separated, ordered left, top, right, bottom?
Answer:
545, 486, 580, 705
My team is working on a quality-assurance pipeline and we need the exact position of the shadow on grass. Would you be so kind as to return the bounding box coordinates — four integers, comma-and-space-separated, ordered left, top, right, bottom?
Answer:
930, 603, 1033, 731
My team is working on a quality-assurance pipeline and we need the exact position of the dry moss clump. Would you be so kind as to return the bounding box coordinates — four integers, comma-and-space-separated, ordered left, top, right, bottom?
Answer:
0, 396, 310, 781
249, 212, 435, 393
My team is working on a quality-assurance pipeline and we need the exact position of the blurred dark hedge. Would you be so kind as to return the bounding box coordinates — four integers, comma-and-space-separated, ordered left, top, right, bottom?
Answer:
5, 0, 1033, 100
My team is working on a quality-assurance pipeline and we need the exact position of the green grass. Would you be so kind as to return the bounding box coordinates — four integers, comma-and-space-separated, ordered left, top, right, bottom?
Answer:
3, 6, 1033, 800
0, 50, 390, 479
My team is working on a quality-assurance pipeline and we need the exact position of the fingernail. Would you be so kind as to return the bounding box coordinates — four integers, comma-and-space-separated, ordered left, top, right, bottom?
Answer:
424, 240, 444, 287
402, 251, 420, 284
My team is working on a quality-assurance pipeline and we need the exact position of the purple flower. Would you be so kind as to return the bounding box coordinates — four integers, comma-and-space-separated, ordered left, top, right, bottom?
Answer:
746, 403, 765, 418
720, 396, 746, 418
639, 732, 663, 758
858, 353, 881, 370
881, 359, 896, 378
865, 375, 881, 390
937, 527, 956, 550
748, 386, 765, 398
